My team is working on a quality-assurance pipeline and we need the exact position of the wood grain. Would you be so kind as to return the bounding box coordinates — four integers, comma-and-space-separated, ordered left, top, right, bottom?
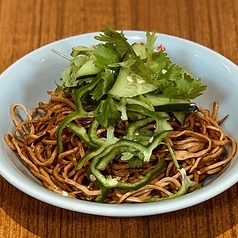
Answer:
0, 0, 238, 237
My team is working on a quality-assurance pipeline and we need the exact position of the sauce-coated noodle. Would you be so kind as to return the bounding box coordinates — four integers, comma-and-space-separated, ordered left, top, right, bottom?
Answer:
4, 91, 237, 203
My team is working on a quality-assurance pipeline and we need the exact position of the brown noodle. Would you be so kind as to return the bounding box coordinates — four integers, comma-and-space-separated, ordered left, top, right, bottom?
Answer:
4, 91, 237, 203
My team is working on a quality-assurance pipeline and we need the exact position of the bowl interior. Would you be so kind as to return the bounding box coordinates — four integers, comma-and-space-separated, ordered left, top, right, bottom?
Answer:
0, 31, 238, 217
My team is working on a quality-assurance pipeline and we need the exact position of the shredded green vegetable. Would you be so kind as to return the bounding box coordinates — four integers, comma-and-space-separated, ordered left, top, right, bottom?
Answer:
54, 27, 206, 202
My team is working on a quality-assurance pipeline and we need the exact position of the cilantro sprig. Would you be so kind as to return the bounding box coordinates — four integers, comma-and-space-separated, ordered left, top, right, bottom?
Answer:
57, 25, 207, 146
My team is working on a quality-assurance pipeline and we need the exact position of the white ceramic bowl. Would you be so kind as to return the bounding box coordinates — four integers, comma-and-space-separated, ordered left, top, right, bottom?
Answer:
0, 31, 237, 217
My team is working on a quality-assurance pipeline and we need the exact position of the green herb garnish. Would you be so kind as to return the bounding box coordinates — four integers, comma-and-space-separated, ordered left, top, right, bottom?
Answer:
54, 27, 205, 202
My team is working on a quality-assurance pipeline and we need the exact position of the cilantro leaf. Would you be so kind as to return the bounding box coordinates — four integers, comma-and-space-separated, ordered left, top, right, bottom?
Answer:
148, 51, 171, 74
94, 96, 121, 128
159, 64, 207, 99
94, 26, 135, 57
145, 32, 157, 57
128, 156, 143, 168
91, 69, 115, 100
93, 43, 121, 69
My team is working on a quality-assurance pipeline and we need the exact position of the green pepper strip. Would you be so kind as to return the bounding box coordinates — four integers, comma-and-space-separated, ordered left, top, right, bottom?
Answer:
96, 130, 170, 170
57, 111, 85, 154
75, 120, 120, 170
87, 144, 132, 189
88, 119, 105, 146
66, 122, 98, 149
125, 117, 155, 140
94, 159, 165, 202
117, 159, 165, 191
95, 188, 110, 203
127, 104, 169, 120
56, 75, 102, 153
75, 146, 106, 170
126, 104, 171, 134
87, 130, 170, 191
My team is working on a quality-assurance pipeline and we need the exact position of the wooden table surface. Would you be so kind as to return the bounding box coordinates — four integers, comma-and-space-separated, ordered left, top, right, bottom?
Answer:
0, 0, 238, 237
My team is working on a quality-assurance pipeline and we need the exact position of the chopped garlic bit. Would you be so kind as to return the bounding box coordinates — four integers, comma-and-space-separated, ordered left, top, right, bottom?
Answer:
89, 174, 97, 182
126, 76, 134, 83
149, 136, 154, 143
62, 191, 69, 196
127, 75, 145, 85
162, 69, 167, 74
136, 78, 145, 84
